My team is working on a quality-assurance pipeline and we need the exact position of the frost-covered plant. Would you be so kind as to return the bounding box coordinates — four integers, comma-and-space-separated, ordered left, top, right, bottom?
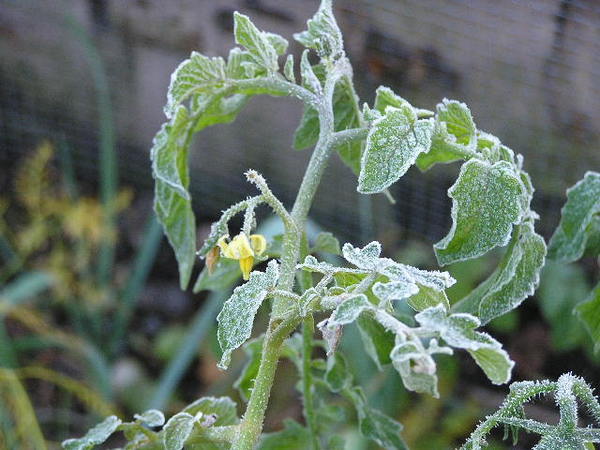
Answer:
462, 373, 600, 449
63, 1, 551, 448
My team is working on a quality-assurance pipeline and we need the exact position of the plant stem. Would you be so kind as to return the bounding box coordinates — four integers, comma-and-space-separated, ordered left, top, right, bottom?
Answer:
302, 316, 320, 450
232, 65, 343, 449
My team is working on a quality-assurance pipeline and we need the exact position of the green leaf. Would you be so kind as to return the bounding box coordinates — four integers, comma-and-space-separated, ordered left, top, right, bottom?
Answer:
265, 32, 288, 55
163, 413, 194, 450
389, 337, 444, 397
258, 419, 312, 450
346, 387, 408, 450
182, 396, 239, 426
151, 106, 196, 289
416, 305, 513, 384
134, 409, 165, 427
434, 159, 525, 266
329, 294, 371, 326
373, 86, 412, 113
416, 99, 477, 171
407, 285, 451, 311
324, 352, 352, 392
62, 416, 121, 450
468, 346, 514, 385
311, 232, 341, 255
164, 53, 226, 118
453, 222, 546, 324
372, 280, 419, 304
193, 259, 241, 293
293, 0, 344, 60
293, 105, 320, 150
233, 12, 279, 73
283, 54, 295, 83
300, 50, 322, 94
576, 283, 600, 353
217, 260, 279, 369
548, 171, 600, 263
357, 315, 395, 369
358, 105, 433, 193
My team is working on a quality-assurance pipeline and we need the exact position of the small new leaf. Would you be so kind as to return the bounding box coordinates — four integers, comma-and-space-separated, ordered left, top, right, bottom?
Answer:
435, 159, 525, 266
293, 0, 344, 60
62, 416, 121, 450
134, 409, 165, 428
300, 50, 322, 94
162, 413, 195, 450
233, 12, 279, 73
358, 106, 434, 193
217, 260, 279, 369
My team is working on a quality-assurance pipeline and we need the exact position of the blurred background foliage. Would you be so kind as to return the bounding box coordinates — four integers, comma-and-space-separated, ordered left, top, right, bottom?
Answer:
1, 0, 599, 449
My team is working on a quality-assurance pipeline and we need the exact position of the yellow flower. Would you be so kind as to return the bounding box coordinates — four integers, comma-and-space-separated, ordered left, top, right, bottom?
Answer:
217, 233, 267, 280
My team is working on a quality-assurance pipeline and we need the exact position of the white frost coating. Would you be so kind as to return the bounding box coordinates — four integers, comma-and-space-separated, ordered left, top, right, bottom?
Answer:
415, 305, 514, 384
341, 241, 383, 270
62, 416, 122, 450
293, 0, 344, 60
296, 255, 367, 276
300, 50, 322, 94
134, 409, 165, 427
328, 294, 371, 326
233, 12, 279, 74
383, 263, 455, 291
372, 280, 419, 303
358, 106, 434, 193
216, 260, 279, 370
162, 412, 195, 450
435, 159, 525, 266
164, 52, 226, 119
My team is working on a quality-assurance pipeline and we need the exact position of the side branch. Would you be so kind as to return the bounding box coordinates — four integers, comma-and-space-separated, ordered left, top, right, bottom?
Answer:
245, 170, 296, 232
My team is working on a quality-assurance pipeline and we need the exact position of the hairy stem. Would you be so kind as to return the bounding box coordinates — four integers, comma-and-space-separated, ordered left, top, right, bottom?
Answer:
302, 316, 320, 449
231, 64, 344, 449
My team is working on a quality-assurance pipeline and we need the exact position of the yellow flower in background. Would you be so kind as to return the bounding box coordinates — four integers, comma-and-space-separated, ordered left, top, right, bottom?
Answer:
217, 233, 267, 280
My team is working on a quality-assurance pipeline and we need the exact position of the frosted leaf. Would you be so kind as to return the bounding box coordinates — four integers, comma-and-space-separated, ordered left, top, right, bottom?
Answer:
62, 416, 121, 450
293, 0, 344, 60
435, 159, 525, 266
296, 255, 367, 276
164, 53, 226, 118
372, 280, 419, 304
162, 413, 194, 450
385, 264, 456, 291
298, 288, 320, 316
342, 241, 383, 270
328, 294, 372, 326
453, 222, 546, 324
358, 106, 434, 193
468, 346, 514, 385
416, 305, 513, 384
265, 32, 288, 55
407, 285, 450, 312
182, 396, 239, 426
311, 231, 341, 255
259, 419, 312, 449
576, 282, 600, 353
233, 12, 279, 73
548, 171, 600, 262
283, 54, 295, 83
391, 349, 439, 398
373, 86, 412, 113
416, 99, 477, 171
151, 107, 196, 289
134, 410, 165, 427
217, 260, 279, 369
300, 50, 322, 94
